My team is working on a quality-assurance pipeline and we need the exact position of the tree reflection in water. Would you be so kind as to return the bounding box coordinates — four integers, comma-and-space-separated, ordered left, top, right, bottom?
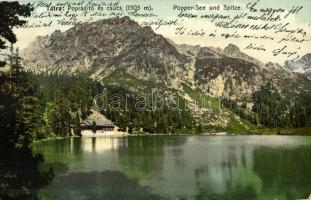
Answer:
33, 136, 311, 200
0, 147, 54, 200
39, 171, 163, 200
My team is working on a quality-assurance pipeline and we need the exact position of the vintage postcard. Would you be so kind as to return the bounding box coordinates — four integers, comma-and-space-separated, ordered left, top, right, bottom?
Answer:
0, 0, 311, 199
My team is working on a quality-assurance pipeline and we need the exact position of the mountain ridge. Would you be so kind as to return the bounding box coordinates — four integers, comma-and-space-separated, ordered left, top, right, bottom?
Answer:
22, 17, 311, 103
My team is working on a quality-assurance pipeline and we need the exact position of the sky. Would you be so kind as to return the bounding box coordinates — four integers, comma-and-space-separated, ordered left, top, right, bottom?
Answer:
9, 0, 311, 65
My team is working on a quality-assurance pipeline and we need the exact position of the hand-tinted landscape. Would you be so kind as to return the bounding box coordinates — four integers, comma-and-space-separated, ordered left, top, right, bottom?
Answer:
0, 1, 311, 200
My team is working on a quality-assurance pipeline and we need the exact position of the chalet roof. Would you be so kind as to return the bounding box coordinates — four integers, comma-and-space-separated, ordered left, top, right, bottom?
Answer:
79, 110, 116, 127
81, 119, 114, 127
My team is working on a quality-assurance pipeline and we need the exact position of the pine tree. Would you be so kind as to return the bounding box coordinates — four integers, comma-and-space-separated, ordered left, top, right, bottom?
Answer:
73, 112, 81, 136
92, 120, 97, 134
4, 48, 43, 148
0, 3, 53, 199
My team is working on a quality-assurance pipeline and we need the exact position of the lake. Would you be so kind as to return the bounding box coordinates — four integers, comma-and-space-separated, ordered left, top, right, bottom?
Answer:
32, 136, 311, 200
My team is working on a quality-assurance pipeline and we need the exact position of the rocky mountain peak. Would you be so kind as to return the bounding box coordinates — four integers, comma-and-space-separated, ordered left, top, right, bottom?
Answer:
50, 30, 62, 39
223, 43, 264, 67
22, 17, 188, 85
299, 53, 311, 67
284, 53, 311, 77
224, 44, 240, 55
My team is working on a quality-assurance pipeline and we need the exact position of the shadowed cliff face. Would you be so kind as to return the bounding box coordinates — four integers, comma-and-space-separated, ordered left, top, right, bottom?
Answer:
22, 17, 311, 102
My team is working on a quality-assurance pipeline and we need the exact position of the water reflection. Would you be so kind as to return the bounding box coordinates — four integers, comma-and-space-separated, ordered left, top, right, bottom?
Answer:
33, 136, 311, 200
39, 171, 163, 200
253, 146, 311, 199
82, 137, 126, 153
0, 146, 53, 199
